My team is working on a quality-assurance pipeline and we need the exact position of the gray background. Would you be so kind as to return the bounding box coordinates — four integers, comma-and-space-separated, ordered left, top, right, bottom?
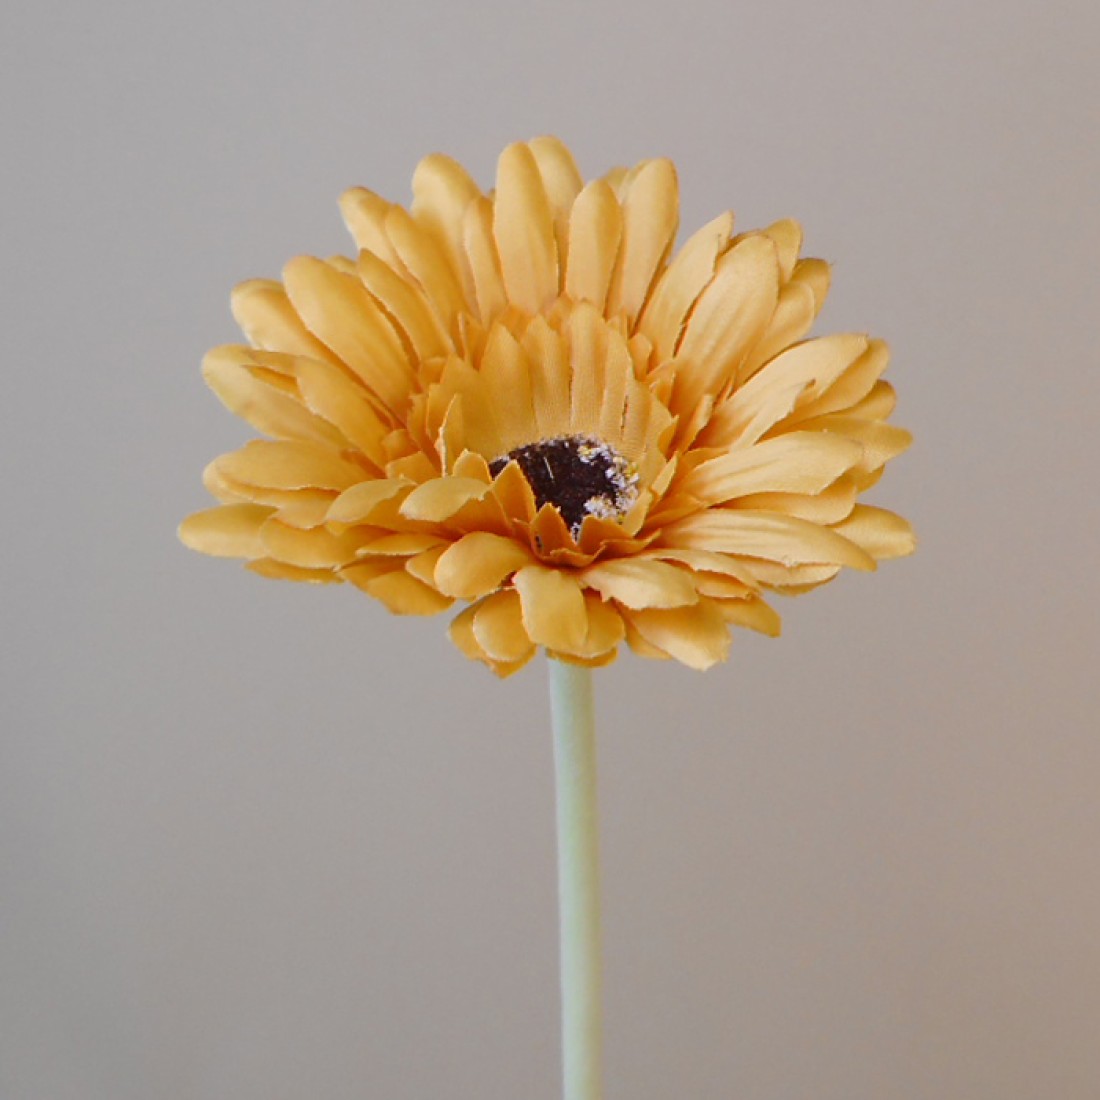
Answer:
3, 0, 1098, 1097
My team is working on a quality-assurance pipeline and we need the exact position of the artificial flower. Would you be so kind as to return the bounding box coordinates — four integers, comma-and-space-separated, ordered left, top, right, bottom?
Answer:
180, 137, 913, 675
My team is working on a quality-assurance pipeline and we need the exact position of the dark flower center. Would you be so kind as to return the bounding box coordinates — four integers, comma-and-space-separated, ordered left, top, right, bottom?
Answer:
489, 435, 639, 537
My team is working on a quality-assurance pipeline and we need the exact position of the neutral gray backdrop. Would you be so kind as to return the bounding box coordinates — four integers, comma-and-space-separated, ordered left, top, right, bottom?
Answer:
3, 1, 1098, 1098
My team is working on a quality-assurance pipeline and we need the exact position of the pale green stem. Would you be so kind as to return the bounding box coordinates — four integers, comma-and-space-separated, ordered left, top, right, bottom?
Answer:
548, 658, 603, 1100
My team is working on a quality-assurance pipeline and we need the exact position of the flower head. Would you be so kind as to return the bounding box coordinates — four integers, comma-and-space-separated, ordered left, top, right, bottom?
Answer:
180, 137, 913, 675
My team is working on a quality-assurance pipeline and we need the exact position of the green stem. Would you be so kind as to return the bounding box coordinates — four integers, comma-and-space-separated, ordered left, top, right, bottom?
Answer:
548, 658, 603, 1100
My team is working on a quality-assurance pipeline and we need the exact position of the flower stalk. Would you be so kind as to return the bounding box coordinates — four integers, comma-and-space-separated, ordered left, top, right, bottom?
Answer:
549, 659, 603, 1100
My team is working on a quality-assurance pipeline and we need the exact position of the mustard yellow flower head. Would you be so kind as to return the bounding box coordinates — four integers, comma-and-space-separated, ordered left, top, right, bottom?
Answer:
180, 137, 913, 675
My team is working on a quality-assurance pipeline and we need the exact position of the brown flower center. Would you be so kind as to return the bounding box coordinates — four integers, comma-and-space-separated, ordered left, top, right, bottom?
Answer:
489, 435, 639, 537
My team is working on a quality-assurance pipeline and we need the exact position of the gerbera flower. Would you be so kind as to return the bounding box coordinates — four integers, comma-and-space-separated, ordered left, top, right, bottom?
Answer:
180, 137, 913, 675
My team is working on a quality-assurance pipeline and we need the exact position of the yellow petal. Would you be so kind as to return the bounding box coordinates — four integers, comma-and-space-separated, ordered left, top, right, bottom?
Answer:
293, 358, 390, 470
716, 595, 782, 636
521, 318, 572, 438
741, 560, 842, 590
513, 565, 587, 652
201, 347, 344, 447
385, 206, 469, 324
623, 618, 671, 661
354, 568, 454, 616
399, 477, 491, 523
625, 600, 731, 670
405, 545, 448, 587
597, 328, 634, 443
622, 377, 672, 468
448, 602, 529, 677
677, 233, 780, 363
386, 439, 438, 481
216, 440, 366, 491
760, 219, 803, 282
582, 558, 698, 609
546, 600, 626, 664
579, 506, 656, 554
831, 505, 915, 560
462, 196, 508, 322
607, 158, 679, 322
670, 392, 715, 453
207, 478, 330, 512
747, 333, 869, 408
325, 254, 358, 276
480, 324, 537, 454
230, 279, 343, 365
202, 459, 248, 503
449, 603, 491, 662
529, 136, 584, 209
848, 379, 897, 422
567, 304, 606, 435
449, 603, 532, 678
576, 593, 626, 658
738, 280, 818, 382
678, 432, 863, 503
673, 235, 781, 413
794, 415, 912, 474
259, 518, 370, 568
489, 460, 537, 526
282, 256, 412, 415
273, 490, 340, 529
564, 180, 622, 310
531, 504, 579, 557
247, 558, 342, 583
341, 558, 448, 611
701, 375, 806, 450
549, 650, 619, 670
488, 654, 537, 678
641, 546, 759, 587
493, 142, 558, 314
663, 509, 875, 571
178, 503, 271, 558
708, 333, 870, 447
211, 346, 301, 386
638, 211, 734, 362
473, 589, 536, 662
411, 153, 482, 285
451, 450, 492, 482
734, 476, 858, 525
357, 533, 445, 556
356, 249, 451, 363
528, 136, 584, 269
601, 164, 630, 197
340, 558, 402, 586
339, 187, 405, 271
327, 478, 410, 524
439, 488, 511, 541
788, 339, 891, 423
693, 573, 753, 599
790, 257, 831, 314
434, 532, 532, 599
